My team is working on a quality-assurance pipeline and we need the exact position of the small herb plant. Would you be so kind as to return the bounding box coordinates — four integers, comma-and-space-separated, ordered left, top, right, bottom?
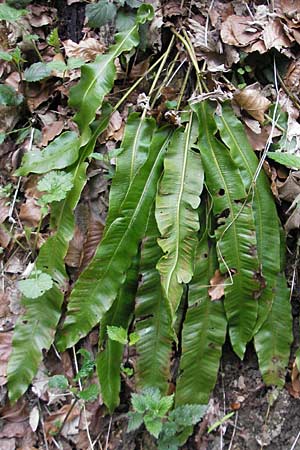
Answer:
127, 388, 207, 450
48, 349, 100, 404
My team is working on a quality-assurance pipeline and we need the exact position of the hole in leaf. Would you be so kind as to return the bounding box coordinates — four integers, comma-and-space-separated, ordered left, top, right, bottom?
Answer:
218, 188, 225, 196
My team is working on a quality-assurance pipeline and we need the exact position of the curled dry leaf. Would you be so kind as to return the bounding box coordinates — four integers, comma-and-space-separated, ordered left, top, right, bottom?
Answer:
234, 84, 271, 123
208, 269, 226, 301
221, 15, 262, 47
63, 38, 106, 62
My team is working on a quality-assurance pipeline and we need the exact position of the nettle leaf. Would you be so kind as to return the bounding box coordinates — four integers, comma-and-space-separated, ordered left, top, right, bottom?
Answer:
0, 84, 23, 106
48, 375, 69, 390
156, 115, 204, 319
135, 211, 173, 394
78, 383, 99, 401
144, 415, 163, 438
86, 0, 117, 28
157, 394, 174, 416
18, 271, 53, 299
47, 60, 67, 72
37, 171, 74, 204
67, 57, 85, 70
8, 110, 112, 403
0, 3, 27, 21
176, 224, 227, 405
0, 50, 12, 61
0, 132, 5, 144
169, 404, 207, 427
15, 131, 80, 176
69, 3, 154, 144
56, 126, 171, 350
107, 325, 128, 344
24, 62, 52, 82
127, 412, 144, 432
47, 28, 60, 51
268, 152, 300, 169
194, 101, 261, 359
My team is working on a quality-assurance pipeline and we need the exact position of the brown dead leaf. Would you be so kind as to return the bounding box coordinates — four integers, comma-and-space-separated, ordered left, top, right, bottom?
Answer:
262, 19, 292, 50
277, 171, 300, 202
0, 292, 10, 318
0, 198, 10, 224
19, 198, 42, 228
279, 0, 300, 21
41, 120, 64, 147
0, 227, 10, 248
105, 110, 123, 141
284, 61, 300, 92
234, 84, 271, 123
245, 124, 282, 151
129, 59, 150, 80
28, 5, 56, 27
289, 358, 300, 397
208, 269, 225, 301
45, 404, 80, 439
63, 38, 106, 62
80, 220, 104, 271
221, 15, 262, 47
0, 105, 20, 133
65, 225, 84, 268
209, 1, 234, 28
0, 332, 12, 386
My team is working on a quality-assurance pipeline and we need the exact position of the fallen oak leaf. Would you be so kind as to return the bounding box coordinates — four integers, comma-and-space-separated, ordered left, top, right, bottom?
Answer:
221, 15, 262, 47
234, 84, 271, 123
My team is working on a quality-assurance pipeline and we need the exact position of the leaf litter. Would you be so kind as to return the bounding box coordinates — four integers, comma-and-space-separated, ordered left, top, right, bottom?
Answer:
1, 0, 300, 448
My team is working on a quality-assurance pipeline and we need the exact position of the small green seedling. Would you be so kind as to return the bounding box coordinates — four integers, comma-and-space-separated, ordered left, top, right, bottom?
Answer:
127, 388, 207, 450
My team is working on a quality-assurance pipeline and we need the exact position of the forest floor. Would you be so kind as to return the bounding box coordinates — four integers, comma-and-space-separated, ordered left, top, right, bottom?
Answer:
1, 0, 300, 449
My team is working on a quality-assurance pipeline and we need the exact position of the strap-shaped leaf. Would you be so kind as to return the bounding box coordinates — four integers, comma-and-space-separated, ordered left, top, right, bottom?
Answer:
15, 131, 80, 176
194, 101, 261, 359
155, 115, 204, 319
106, 113, 156, 228
176, 225, 227, 405
135, 210, 173, 393
56, 126, 172, 350
215, 103, 281, 330
96, 256, 140, 413
69, 4, 154, 144
7, 112, 111, 403
254, 273, 292, 386
96, 115, 155, 411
